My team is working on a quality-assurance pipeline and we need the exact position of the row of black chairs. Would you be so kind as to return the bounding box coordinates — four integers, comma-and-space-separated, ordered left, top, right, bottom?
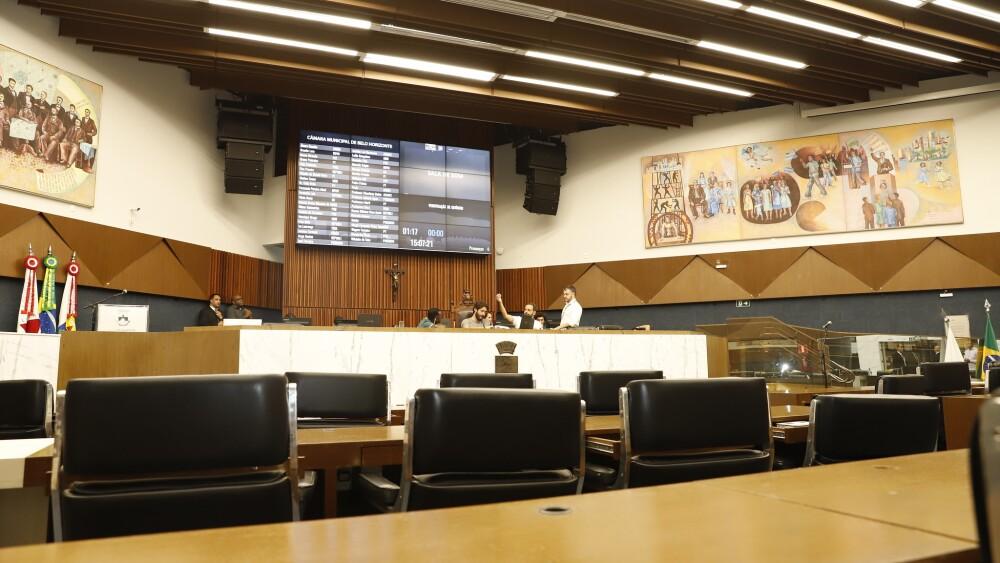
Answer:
878, 361, 987, 396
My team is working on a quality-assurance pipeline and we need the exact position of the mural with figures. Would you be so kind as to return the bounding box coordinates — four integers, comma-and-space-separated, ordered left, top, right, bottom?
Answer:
0, 42, 102, 207
642, 119, 962, 248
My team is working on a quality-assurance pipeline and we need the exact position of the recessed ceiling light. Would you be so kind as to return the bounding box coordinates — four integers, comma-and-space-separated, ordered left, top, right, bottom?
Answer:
697, 40, 808, 69
886, 0, 927, 7
362, 53, 498, 81
862, 36, 962, 62
525, 51, 645, 76
648, 72, 754, 96
932, 0, 1000, 23
500, 75, 619, 96
746, 6, 862, 39
206, 0, 372, 29
206, 28, 359, 56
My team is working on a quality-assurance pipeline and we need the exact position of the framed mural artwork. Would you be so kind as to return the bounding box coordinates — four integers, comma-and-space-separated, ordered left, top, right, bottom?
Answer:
642, 119, 963, 248
0, 42, 102, 207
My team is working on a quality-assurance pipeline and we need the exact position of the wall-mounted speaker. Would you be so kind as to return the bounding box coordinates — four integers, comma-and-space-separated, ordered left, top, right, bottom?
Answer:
218, 99, 273, 196
523, 183, 560, 215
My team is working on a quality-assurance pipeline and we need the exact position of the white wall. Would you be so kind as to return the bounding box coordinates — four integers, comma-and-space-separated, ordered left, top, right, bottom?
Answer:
495, 73, 1000, 269
0, 4, 285, 261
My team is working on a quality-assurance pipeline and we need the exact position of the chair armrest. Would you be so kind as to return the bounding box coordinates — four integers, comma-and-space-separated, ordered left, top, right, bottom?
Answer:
357, 470, 400, 512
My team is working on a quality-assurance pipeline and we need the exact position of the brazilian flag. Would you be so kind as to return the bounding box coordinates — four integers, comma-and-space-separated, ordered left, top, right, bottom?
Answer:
979, 309, 999, 380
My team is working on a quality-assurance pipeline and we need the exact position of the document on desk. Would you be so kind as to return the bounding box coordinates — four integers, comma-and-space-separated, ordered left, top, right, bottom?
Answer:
0, 438, 54, 489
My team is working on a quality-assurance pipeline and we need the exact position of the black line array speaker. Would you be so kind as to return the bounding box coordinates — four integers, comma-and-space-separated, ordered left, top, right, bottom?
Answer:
517, 138, 566, 215
218, 99, 273, 195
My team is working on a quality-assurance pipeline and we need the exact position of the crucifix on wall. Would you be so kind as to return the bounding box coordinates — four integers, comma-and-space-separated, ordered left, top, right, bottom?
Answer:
385, 262, 405, 303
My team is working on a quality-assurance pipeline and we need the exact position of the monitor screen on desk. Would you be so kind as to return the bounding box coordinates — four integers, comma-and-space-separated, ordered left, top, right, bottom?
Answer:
295, 130, 492, 255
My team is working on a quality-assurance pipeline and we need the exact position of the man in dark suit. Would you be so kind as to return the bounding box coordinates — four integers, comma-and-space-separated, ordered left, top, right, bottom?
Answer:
197, 293, 225, 327
17, 84, 34, 114
2, 78, 19, 116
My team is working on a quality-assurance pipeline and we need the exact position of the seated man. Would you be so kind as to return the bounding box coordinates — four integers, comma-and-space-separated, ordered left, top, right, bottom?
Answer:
197, 293, 225, 326
460, 301, 492, 329
226, 294, 253, 319
418, 307, 442, 328
496, 293, 542, 329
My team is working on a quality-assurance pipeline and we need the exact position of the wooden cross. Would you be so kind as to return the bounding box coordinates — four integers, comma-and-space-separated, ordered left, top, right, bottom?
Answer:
385, 262, 405, 303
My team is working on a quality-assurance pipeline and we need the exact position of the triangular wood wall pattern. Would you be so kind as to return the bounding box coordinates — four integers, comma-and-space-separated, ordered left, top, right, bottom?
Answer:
0, 202, 281, 309
498, 233, 1000, 311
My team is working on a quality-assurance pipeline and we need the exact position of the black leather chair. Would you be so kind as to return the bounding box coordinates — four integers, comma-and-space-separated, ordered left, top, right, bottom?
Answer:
877, 374, 926, 395
439, 373, 534, 389
804, 394, 939, 466
578, 371, 663, 415
610, 378, 771, 489
53, 374, 298, 541
919, 362, 972, 396
988, 368, 1000, 395
359, 388, 584, 511
0, 379, 52, 439
285, 372, 388, 426
970, 397, 1000, 563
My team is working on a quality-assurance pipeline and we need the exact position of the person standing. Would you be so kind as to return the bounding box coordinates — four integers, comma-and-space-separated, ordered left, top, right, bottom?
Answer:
555, 286, 582, 330
723, 181, 737, 215
804, 155, 825, 197
226, 294, 253, 319
890, 193, 906, 227
861, 197, 875, 230
460, 301, 492, 329
197, 293, 225, 326
496, 294, 542, 329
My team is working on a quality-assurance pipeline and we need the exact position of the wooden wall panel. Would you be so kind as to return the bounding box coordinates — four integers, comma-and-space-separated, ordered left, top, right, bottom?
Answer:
496, 267, 544, 310
0, 201, 282, 307
281, 101, 496, 326
499, 232, 1000, 310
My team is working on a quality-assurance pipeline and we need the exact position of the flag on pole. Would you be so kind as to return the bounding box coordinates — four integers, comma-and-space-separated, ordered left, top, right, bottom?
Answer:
16, 245, 40, 334
979, 299, 999, 380
58, 252, 79, 332
39, 247, 59, 334
942, 317, 963, 362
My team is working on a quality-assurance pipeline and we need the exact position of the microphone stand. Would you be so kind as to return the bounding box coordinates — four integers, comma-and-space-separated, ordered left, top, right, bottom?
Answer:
821, 325, 830, 388
82, 290, 128, 331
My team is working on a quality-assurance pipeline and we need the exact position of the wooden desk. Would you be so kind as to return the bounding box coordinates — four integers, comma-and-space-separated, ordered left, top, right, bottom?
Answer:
708, 450, 977, 543
941, 396, 987, 450
767, 384, 874, 407
0, 453, 977, 562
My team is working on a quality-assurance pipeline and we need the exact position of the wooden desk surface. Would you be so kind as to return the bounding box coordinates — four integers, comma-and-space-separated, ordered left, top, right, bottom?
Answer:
0, 455, 977, 563
708, 450, 977, 543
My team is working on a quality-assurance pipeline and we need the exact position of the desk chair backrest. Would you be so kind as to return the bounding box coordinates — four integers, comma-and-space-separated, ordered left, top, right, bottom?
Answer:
439, 373, 534, 389
971, 398, 1000, 563
805, 394, 939, 465
877, 374, 927, 395
285, 372, 388, 426
401, 388, 583, 511
578, 371, 663, 415
919, 362, 971, 396
988, 368, 1000, 395
54, 374, 297, 541
619, 378, 771, 488
0, 379, 52, 439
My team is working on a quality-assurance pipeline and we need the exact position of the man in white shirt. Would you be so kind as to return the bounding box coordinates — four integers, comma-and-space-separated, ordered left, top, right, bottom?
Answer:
556, 285, 582, 330
496, 294, 542, 329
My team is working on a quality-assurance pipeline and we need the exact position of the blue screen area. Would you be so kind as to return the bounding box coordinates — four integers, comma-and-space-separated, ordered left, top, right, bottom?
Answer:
296, 131, 492, 254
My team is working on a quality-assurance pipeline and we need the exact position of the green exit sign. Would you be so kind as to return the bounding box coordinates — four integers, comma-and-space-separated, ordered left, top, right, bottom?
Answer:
736, 300, 751, 308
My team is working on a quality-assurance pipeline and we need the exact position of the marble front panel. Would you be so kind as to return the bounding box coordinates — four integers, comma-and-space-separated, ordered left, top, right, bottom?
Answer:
0, 333, 60, 388
239, 330, 707, 405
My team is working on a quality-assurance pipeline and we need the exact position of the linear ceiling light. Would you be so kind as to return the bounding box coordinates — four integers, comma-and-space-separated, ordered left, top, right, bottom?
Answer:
862, 36, 963, 62
931, 0, 1000, 23
375, 24, 521, 54
362, 53, 498, 81
206, 0, 371, 29
700, 0, 745, 8
697, 40, 808, 69
500, 75, 618, 96
746, 6, 862, 39
886, 0, 927, 7
440, 0, 565, 21
524, 50, 645, 76
648, 72, 754, 96
206, 28, 359, 56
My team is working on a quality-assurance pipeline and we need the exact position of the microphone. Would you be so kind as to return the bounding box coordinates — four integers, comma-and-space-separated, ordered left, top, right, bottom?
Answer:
822, 321, 833, 329
122, 289, 128, 294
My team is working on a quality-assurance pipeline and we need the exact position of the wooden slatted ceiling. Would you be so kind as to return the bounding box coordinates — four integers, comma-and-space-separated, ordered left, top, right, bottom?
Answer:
19, 0, 1000, 133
